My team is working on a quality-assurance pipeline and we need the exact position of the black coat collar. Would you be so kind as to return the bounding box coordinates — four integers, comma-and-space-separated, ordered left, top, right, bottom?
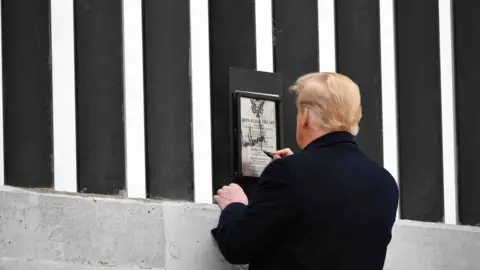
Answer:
303, 131, 357, 150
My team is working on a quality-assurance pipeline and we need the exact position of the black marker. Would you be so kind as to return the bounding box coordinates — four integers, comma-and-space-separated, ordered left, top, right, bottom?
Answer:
263, 150, 275, 159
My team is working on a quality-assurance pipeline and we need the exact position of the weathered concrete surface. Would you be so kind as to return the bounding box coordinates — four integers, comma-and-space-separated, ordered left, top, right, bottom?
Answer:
0, 185, 165, 269
0, 186, 479, 270
0, 257, 164, 270
0, 186, 243, 270
385, 220, 480, 270
162, 203, 246, 270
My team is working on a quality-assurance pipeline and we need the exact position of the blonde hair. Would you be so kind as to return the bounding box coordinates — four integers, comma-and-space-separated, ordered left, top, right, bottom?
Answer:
289, 72, 362, 136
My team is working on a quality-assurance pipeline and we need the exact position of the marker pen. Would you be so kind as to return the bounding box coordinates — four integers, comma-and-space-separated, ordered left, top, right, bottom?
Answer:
262, 150, 275, 159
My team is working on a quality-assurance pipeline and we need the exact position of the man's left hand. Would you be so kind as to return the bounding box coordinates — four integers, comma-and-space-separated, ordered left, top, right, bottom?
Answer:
214, 183, 248, 210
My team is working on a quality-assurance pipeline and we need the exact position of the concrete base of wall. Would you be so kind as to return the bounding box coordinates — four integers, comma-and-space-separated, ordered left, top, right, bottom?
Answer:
386, 220, 480, 270
0, 186, 478, 270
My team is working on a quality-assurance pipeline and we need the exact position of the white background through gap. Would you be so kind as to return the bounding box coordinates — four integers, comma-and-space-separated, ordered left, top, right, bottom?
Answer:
123, 0, 147, 199
0, 3, 3, 186
191, 0, 213, 203
255, 0, 274, 73
439, 0, 458, 225
51, 0, 77, 192
379, 0, 400, 219
317, 0, 336, 72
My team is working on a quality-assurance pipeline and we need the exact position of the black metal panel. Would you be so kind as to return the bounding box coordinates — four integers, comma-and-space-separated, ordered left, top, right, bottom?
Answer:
335, 0, 383, 165
209, 0, 256, 192
228, 68, 284, 197
272, 0, 319, 154
143, 0, 193, 200
453, 1, 480, 226
2, 0, 54, 187
395, 0, 444, 222
74, 0, 126, 194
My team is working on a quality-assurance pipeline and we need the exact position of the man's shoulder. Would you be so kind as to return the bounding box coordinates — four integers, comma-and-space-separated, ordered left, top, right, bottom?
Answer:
276, 145, 386, 180
263, 152, 310, 173
260, 151, 323, 183
261, 157, 290, 176
277, 148, 330, 170
258, 155, 302, 187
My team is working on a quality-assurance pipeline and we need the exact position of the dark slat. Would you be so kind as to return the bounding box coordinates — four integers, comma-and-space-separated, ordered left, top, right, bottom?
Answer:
395, 0, 444, 221
335, 0, 383, 165
74, 0, 126, 194
272, 0, 319, 154
143, 0, 193, 200
209, 0, 256, 192
453, 0, 480, 226
2, 0, 54, 187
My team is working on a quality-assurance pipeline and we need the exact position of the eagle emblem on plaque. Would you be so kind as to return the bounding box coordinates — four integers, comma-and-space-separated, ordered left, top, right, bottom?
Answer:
250, 98, 265, 117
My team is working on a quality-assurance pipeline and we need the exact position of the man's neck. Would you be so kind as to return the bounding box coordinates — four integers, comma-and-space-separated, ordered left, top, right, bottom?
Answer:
299, 129, 328, 149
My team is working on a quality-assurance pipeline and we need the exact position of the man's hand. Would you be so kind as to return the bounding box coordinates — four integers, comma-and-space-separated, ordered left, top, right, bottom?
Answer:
214, 183, 248, 210
273, 148, 294, 160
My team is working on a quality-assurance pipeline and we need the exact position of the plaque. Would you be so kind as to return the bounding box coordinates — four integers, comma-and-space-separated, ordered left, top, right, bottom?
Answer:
234, 91, 282, 178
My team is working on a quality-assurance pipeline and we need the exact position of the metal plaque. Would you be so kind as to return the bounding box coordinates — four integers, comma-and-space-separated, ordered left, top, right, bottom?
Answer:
238, 95, 278, 177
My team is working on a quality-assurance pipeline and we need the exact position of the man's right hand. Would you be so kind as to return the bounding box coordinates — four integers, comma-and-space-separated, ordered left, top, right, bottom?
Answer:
273, 148, 294, 160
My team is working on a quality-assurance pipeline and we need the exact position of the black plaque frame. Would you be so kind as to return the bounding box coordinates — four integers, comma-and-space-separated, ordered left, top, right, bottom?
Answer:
233, 90, 284, 182
211, 68, 283, 197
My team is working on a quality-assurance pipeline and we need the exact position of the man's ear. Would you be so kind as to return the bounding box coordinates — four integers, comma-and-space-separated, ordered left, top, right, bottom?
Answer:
301, 109, 309, 128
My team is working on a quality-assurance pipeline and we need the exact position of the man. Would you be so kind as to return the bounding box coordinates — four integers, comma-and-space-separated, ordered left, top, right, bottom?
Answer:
212, 72, 399, 270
